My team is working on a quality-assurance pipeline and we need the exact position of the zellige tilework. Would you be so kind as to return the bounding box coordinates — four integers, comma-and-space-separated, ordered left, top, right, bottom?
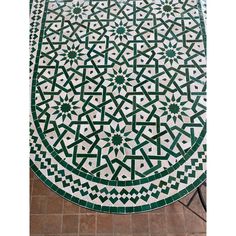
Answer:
30, 0, 207, 213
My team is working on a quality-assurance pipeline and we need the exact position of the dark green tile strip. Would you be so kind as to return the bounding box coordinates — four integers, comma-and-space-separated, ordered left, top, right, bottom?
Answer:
30, 160, 206, 214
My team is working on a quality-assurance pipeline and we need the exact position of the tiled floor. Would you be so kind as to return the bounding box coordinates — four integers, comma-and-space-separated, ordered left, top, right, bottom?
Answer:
30, 170, 206, 236
30, 0, 207, 215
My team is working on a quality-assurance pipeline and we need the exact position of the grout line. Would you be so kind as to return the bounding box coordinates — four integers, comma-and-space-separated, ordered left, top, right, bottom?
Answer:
95, 212, 98, 236
147, 212, 151, 236
78, 205, 81, 235
183, 208, 187, 234
31, 171, 206, 236
30, 212, 97, 215
164, 207, 168, 235
61, 199, 64, 234
30, 178, 34, 202
112, 214, 114, 236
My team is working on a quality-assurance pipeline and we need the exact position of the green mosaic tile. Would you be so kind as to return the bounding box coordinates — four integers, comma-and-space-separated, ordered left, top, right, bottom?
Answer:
30, 0, 207, 214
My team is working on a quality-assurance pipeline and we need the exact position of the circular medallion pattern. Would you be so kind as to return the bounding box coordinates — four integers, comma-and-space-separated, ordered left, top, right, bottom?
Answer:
30, 0, 206, 213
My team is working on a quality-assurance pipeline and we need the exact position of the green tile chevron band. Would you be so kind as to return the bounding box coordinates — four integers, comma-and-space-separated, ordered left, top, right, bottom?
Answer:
30, 0, 206, 213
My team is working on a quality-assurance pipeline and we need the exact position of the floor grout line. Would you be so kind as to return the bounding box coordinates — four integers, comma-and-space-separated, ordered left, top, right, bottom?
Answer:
147, 212, 151, 236
30, 172, 206, 235
61, 198, 64, 234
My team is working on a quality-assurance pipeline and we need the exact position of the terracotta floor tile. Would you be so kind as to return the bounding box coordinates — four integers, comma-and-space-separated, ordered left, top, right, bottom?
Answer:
165, 202, 184, 214
60, 234, 78, 236
149, 213, 167, 234
97, 214, 113, 233
113, 215, 132, 234
32, 179, 50, 196
131, 213, 149, 233
30, 177, 206, 236
30, 179, 34, 195
187, 234, 206, 236
43, 215, 62, 234
47, 195, 63, 214
44, 234, 60, 236
79, 234, 96, 236
79, 215, 96, 234
151, 234, 167, 236
150, 207, 165, 214
63, 200, 79, 214
79, 206, 97, 214
183, 197, 206, 219
47, 188, 58, 197
166, 213, 186, 233
167, 234, 187, 236
131, 234, 150, 236
113, 234, 132, 236
30, 169, 35, 179
179, 187, 206, 221
62, 215, 79, 233
200, 186, 206, 201
30, 215, 45, 234
30, 196, 47, 214
184, 212, 206, 233
97, 234, 113, 236
180, 193, 195, 205
180, 189, 206, 208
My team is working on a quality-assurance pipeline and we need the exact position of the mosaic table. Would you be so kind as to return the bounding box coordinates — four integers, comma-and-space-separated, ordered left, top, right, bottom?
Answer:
30, 0, 206, 213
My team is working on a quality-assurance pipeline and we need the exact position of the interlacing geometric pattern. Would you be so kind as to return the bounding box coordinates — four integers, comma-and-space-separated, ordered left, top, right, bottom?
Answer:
30, 0, 206, 213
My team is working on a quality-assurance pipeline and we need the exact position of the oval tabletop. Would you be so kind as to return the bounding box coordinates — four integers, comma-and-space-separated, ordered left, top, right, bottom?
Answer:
30, 0, 206, 213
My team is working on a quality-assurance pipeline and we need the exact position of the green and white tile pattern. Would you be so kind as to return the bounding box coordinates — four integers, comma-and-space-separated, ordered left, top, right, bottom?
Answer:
30, 0, 206, 213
